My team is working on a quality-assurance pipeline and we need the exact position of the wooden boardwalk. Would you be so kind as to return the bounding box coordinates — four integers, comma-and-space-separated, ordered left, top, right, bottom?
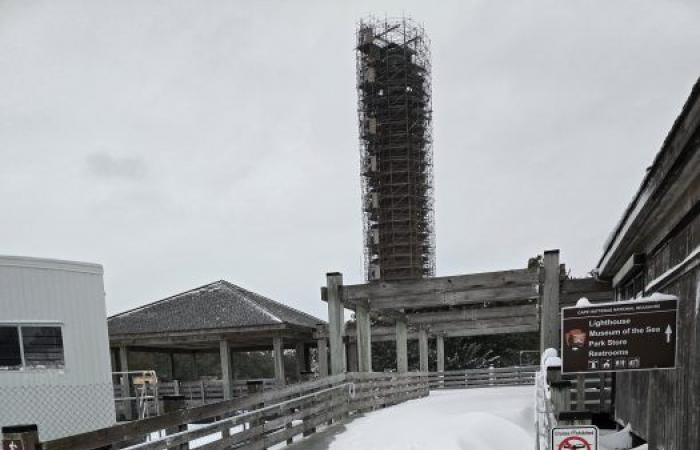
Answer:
285, 386, 535, 450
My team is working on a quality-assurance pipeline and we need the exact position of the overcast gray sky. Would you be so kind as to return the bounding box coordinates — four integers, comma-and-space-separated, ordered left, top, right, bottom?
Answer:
2, 0, 699, 319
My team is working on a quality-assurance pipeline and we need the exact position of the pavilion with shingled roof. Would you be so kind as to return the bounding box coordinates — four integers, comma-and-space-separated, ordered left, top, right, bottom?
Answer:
108, 280, 325, 409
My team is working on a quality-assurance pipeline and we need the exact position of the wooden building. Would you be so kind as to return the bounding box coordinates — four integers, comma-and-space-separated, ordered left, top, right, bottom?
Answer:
595, 78, 700, 449
108, 280, 324, 416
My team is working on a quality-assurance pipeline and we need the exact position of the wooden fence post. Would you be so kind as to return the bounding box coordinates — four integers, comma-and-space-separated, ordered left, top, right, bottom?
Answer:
576, 374, 586, 411
2, 425, 40, 450
162, 395, 188, 450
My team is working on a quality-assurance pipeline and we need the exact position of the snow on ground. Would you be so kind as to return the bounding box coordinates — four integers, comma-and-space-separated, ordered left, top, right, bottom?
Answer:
288, 386, 535, 450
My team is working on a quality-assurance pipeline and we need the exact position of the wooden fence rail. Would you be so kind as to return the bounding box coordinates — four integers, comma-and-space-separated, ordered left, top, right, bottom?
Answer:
535, 366, 614, 450
427, 365, 539, 389
114, 379, 279, 418
37, 373, 429, 450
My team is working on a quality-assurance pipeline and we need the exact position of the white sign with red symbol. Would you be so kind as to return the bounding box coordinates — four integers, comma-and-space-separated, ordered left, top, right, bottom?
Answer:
551, 426, 598, 450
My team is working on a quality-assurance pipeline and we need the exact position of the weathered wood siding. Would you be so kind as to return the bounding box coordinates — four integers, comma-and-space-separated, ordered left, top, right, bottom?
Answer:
615, 257, 699, 450
599, 78, 700, 450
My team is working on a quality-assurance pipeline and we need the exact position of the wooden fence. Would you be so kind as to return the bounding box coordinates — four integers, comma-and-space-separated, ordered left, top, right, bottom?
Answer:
114, 379, 279, 417
427, 365, 538, 389
35, 372, 428, 450
535, 367, 614, 450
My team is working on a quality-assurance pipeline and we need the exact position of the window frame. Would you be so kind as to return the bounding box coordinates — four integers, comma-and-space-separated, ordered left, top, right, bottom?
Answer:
0, 323, 65, 372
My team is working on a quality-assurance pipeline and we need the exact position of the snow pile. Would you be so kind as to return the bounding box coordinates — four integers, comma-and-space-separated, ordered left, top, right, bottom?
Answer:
317, 386, 534, 450
600, 425, 633, 450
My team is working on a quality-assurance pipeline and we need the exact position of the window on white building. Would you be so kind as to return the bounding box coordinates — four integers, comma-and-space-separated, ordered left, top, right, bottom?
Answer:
0, 325, 64, 370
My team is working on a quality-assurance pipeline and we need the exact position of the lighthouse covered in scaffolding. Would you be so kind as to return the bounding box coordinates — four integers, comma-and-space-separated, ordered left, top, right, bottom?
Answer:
356, 17, 435, 282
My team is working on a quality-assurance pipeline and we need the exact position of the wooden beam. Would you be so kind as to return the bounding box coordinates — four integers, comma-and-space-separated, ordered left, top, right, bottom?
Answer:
342, 268, 538, 301
442, 324, 538, 338
356, 303, 372, 372
540, 250, 560, 353
560, 277, 613, 306
273, 336, 285, 384
344, 316, 537, 338
418, 328, 428, 372
406, 304, 536, 324
219, 340, 233, 400
361, 285, 538, 311
326, 273, 345, 375
427, 316, 537, 334
367, 324, 538, 341
396, 318, 408, 373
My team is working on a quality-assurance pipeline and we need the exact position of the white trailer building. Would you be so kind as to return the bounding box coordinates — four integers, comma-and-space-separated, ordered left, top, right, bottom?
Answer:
0, 255, 116, 441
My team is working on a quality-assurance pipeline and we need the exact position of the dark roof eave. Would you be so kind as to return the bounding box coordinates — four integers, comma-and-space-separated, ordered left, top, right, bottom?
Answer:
108, 322, 305, 343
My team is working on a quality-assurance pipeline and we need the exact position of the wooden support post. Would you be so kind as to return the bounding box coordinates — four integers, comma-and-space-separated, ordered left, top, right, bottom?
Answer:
418, 327, 429, 373
346, 341, 358, 372
119, 344, 134, 420
576, 374, 586, 411
317, 338, 328, 377
396, 318, 408, 373
169, 352, 176, 380
356, 303, 372, 372
219, 339, 233, 400
541, 250, 561, 353
436, 334, 445, 374
2, 425, 40, 450
326, 272, 345, 375
295, 342, 306, 380
273, 336, 286, 384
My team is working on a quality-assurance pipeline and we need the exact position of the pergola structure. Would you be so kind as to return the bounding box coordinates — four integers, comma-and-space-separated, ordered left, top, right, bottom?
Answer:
108, 280, 324, 405
319, 250, 612, 375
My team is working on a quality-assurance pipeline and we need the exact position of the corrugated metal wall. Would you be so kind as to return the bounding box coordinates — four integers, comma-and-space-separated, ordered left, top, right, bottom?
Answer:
0, 256, 116, 441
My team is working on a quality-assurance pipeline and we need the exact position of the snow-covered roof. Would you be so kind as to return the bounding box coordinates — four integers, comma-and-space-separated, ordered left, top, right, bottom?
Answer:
108, 280, 324, 336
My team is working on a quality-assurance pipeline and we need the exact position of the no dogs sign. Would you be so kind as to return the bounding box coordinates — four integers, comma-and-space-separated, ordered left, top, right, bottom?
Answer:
551, 426, 598, 450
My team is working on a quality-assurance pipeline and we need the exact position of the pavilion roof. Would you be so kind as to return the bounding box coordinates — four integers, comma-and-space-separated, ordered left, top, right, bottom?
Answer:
108, 280, 324, 336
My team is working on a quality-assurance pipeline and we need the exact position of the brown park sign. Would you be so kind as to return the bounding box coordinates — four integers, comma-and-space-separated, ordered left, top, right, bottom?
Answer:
561, 297, 678, 374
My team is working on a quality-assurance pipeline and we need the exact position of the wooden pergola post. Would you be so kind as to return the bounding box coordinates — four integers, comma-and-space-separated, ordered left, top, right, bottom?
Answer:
346, 341, 358, 372
356, 303, 372, 372
396, 318, 408, 373
317, 338, 328, 376
436, 334, 445, 373
295, 342, 306, 379
273, 336, 285, 384
541, 249, 561, 353
418, 327, 429, 372
219, 339, 233, 400
326, 272, 345, 375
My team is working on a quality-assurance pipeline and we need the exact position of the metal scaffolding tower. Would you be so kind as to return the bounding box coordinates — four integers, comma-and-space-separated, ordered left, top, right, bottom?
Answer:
356, 17, 435, 282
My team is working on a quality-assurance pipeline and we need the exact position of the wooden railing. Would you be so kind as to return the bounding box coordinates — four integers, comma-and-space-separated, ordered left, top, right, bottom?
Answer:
427, 365, 539, 389
37, 372, 429, 450
535, 366, 614, 450
114, 379, 279, 418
